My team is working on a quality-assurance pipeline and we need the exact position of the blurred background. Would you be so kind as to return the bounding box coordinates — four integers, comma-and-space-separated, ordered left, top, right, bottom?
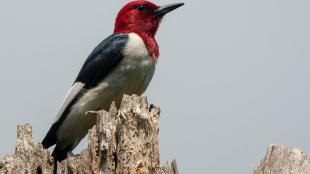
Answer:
0, 0, 309, 173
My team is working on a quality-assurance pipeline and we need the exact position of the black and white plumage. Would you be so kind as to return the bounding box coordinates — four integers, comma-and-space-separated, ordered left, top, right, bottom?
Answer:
42, 0, 184, 162
42, 33, 156, 161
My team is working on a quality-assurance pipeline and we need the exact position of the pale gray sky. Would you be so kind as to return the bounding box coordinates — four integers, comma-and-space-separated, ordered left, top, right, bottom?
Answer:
0, 0, 310, 173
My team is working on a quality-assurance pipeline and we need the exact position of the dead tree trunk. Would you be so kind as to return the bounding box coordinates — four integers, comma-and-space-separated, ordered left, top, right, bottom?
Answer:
0, 95, 179, 174
254, 144, 310, 174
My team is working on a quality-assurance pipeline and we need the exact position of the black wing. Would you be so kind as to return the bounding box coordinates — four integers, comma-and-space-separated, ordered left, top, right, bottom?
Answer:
74, 34, 129, 89
42, 34, 129, 149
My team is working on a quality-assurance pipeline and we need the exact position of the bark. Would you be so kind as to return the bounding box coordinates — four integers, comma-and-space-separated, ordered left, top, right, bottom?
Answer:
0, 95, 178, 174
3, 95, 309, 174
254, 144, 310, 174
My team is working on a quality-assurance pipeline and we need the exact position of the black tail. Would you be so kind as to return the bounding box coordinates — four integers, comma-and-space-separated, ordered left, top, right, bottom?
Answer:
42, 124, 58, 149
52, 145, 71, 162
50, 145, 69, 174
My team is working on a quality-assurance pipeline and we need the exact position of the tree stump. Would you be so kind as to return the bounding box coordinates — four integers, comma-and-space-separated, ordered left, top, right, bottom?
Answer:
0, 95, 179, 174
254, 144, 310, 174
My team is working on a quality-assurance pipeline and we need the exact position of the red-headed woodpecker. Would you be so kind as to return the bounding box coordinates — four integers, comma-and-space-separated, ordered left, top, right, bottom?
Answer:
42, 0, 184, 162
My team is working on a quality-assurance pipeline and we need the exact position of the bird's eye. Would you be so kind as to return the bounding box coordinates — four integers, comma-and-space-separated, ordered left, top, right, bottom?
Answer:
135, 5, 146, 11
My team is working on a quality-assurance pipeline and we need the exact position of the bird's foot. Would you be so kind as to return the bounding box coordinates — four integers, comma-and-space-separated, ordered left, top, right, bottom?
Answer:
85, 110, 99, 116
85, 107, 102, 116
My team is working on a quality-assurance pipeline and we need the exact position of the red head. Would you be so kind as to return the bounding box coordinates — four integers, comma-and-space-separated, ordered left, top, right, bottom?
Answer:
114, 1, 184, 58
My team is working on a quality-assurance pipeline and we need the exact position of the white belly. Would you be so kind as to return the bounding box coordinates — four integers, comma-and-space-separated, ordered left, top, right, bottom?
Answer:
57, 33, 156, 148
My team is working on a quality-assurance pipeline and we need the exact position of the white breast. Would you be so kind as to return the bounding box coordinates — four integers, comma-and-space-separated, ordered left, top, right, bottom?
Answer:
124, 33, 151, 59
57, 33, 156, 148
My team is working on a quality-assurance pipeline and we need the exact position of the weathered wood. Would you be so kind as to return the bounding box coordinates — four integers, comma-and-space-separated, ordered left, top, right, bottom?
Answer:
3, 95, 310, 174
0, 95, 179, 174
0, 125, 54, 174
161, 160, 179, 174
254, 144, 310, 174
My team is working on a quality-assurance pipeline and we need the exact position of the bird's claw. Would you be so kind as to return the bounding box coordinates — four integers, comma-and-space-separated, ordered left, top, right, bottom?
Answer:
85, 110, 98, 116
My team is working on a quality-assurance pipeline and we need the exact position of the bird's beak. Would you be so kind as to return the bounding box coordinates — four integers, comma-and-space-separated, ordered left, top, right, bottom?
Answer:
154, 3, 184, 17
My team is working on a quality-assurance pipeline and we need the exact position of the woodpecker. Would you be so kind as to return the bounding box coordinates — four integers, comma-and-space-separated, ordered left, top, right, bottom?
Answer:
42, 0, 184, 162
